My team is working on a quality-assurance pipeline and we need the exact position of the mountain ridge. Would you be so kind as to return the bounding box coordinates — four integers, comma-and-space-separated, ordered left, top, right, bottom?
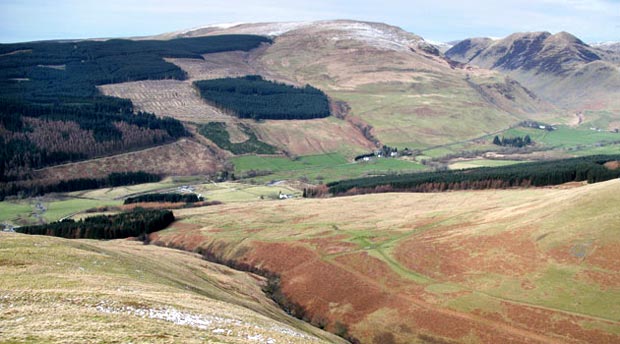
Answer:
446, 31, 620, 110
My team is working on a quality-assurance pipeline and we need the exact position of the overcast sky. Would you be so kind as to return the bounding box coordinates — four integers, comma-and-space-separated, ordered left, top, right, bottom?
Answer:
1, 0, 619, 43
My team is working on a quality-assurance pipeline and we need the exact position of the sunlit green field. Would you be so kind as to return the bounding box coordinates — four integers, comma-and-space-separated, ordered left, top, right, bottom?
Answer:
194, 182, 301, 202
0, 179, 305, 226
420, 125, 620, 162
449, 159, 528, 170
501, 125, 620, 151
232, 153, 425, 183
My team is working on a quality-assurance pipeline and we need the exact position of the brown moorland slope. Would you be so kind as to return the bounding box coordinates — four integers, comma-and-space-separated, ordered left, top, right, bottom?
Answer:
34, 138, 227, 182
153, 179, 620, 343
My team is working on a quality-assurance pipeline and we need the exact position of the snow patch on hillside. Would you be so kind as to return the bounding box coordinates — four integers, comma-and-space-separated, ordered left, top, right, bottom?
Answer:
425, 39, 453, 52
325, 21, 420, 51
592, 41, 620, 52
592, 41, 620, 47
185, 20, 422, 52
93, 301, 321, 343
179, 22, 247, 35
260, 22, 314, 36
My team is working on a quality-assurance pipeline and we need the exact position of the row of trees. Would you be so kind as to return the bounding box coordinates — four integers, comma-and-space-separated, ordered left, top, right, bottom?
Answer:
124, 193, 203, 204
194, 75, 330, 120
492, 135, 533, 147
325, 155, 620, 196
16, 209, 175, 239
0, 171, 161, 200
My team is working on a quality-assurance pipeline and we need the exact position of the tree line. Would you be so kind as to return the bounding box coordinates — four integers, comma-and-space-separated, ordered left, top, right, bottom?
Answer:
324, 155, 620, 196
493, 135, 533, 147
124, 193, 203, 204
15, 209, 175, 240
193, 75, 330, 120
0, 171, 161, 200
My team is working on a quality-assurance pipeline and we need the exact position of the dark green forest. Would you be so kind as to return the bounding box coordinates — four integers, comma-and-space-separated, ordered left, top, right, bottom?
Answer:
0, 35, 270, 182
194, 75, 330, 120
124, 193, 203, 204
15, 209, 174, 240
197, 122, 277, 154
0, 171, 161, 200
326, 155, 620, 195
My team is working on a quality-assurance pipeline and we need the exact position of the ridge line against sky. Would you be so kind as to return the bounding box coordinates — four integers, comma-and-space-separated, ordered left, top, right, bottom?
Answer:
1, 0, 619, 43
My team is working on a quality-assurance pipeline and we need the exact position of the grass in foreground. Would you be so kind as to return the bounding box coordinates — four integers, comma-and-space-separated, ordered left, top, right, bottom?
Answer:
0, 234, 344, 344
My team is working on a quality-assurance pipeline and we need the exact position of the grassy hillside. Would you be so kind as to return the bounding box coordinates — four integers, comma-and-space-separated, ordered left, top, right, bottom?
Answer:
154, 180, 620, 343
250, 22, 555, 150
106, 20, 555, 158
0, 234, 345, 343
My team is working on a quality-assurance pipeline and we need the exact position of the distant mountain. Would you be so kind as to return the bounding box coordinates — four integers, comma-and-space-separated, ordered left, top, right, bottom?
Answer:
592, 41, 620, 53
424, 39, 454, 53
446, 32, 620, 109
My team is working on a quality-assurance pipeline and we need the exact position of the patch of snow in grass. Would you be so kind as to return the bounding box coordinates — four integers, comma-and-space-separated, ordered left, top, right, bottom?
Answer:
180, 22, 246, 35
93, 301, 321, 342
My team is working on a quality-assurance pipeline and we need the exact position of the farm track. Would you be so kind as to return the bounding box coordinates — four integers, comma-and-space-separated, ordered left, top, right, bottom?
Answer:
323, 252, 563, 343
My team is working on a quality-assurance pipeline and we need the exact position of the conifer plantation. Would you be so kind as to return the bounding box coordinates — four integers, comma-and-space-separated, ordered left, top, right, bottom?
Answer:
326, 155, 620, 195
194, 75, 330, 120
15, 209, 175, 240
0, 35, 270, 182
124, 193, 203, 204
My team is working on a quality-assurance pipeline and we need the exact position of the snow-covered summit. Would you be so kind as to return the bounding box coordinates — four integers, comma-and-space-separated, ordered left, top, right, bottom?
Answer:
174, 20, 425, 52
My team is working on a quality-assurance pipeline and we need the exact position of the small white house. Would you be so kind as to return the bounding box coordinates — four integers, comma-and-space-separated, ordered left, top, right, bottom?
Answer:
278, 191, 293, 200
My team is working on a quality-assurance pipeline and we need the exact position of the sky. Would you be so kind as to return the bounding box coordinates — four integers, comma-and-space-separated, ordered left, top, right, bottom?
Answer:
1, 0, 619, 43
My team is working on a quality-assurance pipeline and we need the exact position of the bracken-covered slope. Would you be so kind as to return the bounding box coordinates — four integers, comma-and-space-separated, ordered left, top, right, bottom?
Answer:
105, 20, 554, 155
446, 32, 620, 110
0, 234, 346, 344
153, 179, 620, 343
